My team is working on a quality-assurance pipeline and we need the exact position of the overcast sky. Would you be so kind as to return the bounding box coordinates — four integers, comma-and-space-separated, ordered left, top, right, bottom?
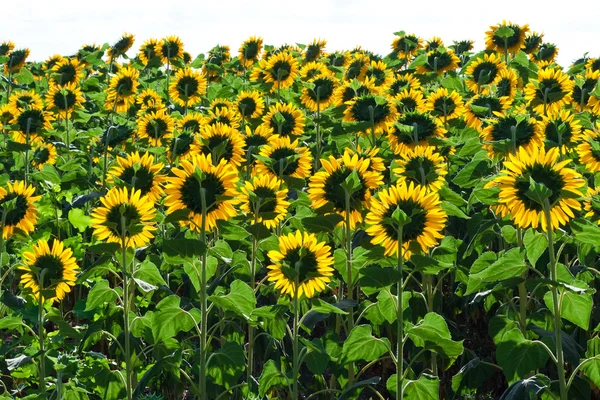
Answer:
4, 0, 600, 67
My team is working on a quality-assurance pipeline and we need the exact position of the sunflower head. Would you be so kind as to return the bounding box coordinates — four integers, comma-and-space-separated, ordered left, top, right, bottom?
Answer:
344, 53, 370, 81
393, 146, 448, 192
267, 231, 334, 298
107, 152, 166, 202
391, 33, 423, 59
0, 41, 15, 57
576, 125, 600, 173
168, 68, 207, 107
481, 114, 544, 159
523, 32, 544, 54
19, 239, 79, 303
300, 74, 338, 112
584, 187, 600, 225
365, 182, 447, 259
43, 54, 64, 71
485, 21, 530, 53
256, 136, 313, 179
465, 53, 507, 93
155, 35, 184, 64
464, 94, 509, 132
4, 48, 30, 74
524, 67, 574, 115
46, 82, 85, 118
240, 175, 290, 229
387, 73, 421, 97
244, 125, 277, 152
236, 90, 266, 119
304, 38, 327, 62
532, 43, 559, 67
198, 123, 246, 168
451, 40, 474, 55
164, 154, 239, 232
91, 187, 157, 248
343, 94, 397, 135
0, 181, 41, 239
137, 109, 175, 147
136, 89, 164, 110
239, 36, 264, 67
387, 111, 447, 153
416, 49, 460, 75
108, 33, 135, 60
11, 108, 55, 136
8, 90, 44, 113
539, 109, 581, 153
138, 38, 160, 66
108, 65, 140, 99
423, 88, 465, 123
262, 102, 306, 137
395, 89, 426, 113
425, 37, 444, 52
572, 69, 600, 112
31, 142, 57, 171
50, 58, 84, 86
494, 146, 584, 231
205, 107, 241, 130
264, 51, 299, 91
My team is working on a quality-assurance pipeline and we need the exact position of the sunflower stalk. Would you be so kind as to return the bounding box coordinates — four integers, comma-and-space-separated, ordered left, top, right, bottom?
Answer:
199, 185, 209, 400
292, 267, 301, 400
542, 199, 567, 400
24, 117, 32, 184
101, 126, 114, 191
343, 187, 355, 385
37, 270, 47, 398
369, 105, 376, 148
247, 198, 261, 382
120, 215, 133, 400
396, 223, 405, 400
314, 87, 322, 171
516, 228, 528, 336
63, 91, 70, 150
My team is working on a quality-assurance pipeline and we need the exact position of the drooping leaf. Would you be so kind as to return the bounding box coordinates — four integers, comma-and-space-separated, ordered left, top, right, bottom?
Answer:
208, 279, 256, 320
496, 328, 549, 384
403, 373, 440, 400
407, 312, 464, 367
340, 325, 391, 365
258, 360, 290, 397
207, 341, 245, 389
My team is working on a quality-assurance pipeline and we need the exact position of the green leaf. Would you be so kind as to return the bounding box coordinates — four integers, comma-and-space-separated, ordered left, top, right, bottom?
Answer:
410, 254, 453, 275
441, 202, 470, 219
543, 287, 593, 330
377, 290, 397, 324
496, 328, 549, 384
407, 312, 464, 366
162, 239, 206, 258
340, 325, 391, 365
207, 341, 245, 389
302, 213, 344, 233
570, 218, 600, 245
133, 260, 166, 286
338, 377, 381, 400
524, 177, 552, 206
85, 281, 118, 311
6, 140, 30, 151
523, 228, 547, 266
31, 164, 61, 185
499, 374, 551, 400
453, 158, 491, 188
258, 360, 290, 397
217, 220, 251, 241
300, 337, 329, 374
0, 316, 23, 330
495, 26, 515, 39
581, 337, 600, 388
68, 208, 92, 232
151, 296, 199, 343
309, 298, 348, 315
404, 373, 440, 400
451, 357, 495, 396
358, 266, 403, 296
208, 280, 256, 320
341, 169, 362, 195
163, 209, 191, 223
501, 225, 518, 245
466, 248, 526, 294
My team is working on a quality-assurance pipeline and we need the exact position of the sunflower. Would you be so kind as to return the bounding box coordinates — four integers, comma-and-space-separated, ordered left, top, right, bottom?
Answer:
205, 45, 231, 78
583, 187, 600, 225
262, 102, 306, 137
236, 90, 265, 119
210, 98, 235, 113
393, 146, 448, 192
423, 88, 465, 124
105, 92, 135, 114
4, 48, 29, 74
586, 58, 600, 73
524, 67, 574, 115
589, 95, 600, 116
523, 32, 544, 54
107, 152, 167, 202
0, 105, 16, 127
267, 231, 334, 298
107, 33, 135, 61
75, 43, 101, 64
256, 136, 313, 179
137, 109, 175, 147
344, 53, 370, 81
308, 153, 383, 229
138, 38, 159, 66
178, 112, 205, 134
576, 125, 600, 173
42, 54, 64, 72
392, 87, 425, 114
344, 145, 386, 173
304, 38, 327, 62
19, 239, 79, 303
239, 36, 264, 67
425, 37, 444, 52
205, 107, 241, 130
417, 49, 460, 75
494, 146, 584, 231
11, 108, 54, 141
464, 94, 510, 132
465, 53, 507, 93
391, 33, 423, 60
363, 60, 394, 89
485, 21, 530, 54
197, 123, 246, 168
0, 40, 15, 57
164, 154, 239, 232
365, 182, 447, 259
91, 187, 157, 248
538, 109, 581, 154
386, 73, 421, 97
249, 59, 269, 84
493, 67, 519, 105
50, 58, 84, 86
531, 43, 559, 67
108, 65, 140, 100
154, 35, 184, 65
326, 51, 349, 68
169, 68, 207, 107
572, 69, 600, 112
136, 88, 164, 110
31, 142, 57, 171
451, 40, 475, 55
45, 82, 85, 119
300, 74, 338, 112
387, 111, 446, 154
0, 181, 40, 239
343, 94, 397, 136
244, 125, 277, 152
332, 79, 379, 107
481, 114, 544, 158
240, 175, 290, 229
263, 51, 299, 92
7, 90, 44, 114
299, 61, 329, 80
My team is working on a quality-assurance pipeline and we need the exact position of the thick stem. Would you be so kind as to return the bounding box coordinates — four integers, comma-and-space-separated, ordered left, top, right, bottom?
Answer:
199, 186, 208, 400
25, 118, 32, 184
543, 201, 567, 400
425, 274, 438, 376
37, 279, 46, 398
247, 230, 258, 380
292, 282, 300, 400
396, 226, 404, 400
344, 190, 355, 385
516, 228, 528, 335
120, 216, 133, 400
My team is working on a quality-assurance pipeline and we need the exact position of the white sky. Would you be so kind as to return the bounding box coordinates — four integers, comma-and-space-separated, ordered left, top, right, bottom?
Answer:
4, 0, 600, 67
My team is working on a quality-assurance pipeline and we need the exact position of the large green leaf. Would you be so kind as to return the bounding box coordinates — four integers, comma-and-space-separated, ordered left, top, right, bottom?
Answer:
338, 377, 381, 400
0, 316, 23, 330
451, 357, 495, 396
466, 248, 526, 294
207, 341, 245, 389
340, 325, 391, 365
208, 279, 256, 320
85, 281, 119, 311
133, 259, 166, 286
407, 312, 464, 367
523, 228, 547, 267
358, 266, 402, 296
581, 336, 600, 388
404, 373, 439, 400
258, 360, 290, 397
570, 218, 600, 245
68, 208, 92, 232
543, 287, 593, 330
499, 374, 551, 400
162, 239, 206, 258
151, 296, 200, 343
496, 328, 549, 384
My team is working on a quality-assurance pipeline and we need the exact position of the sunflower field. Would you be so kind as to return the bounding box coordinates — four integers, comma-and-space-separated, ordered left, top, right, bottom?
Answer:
1, 22, 600, 400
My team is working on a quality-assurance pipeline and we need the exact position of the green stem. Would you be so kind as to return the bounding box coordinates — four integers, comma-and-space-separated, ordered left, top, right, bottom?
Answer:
344, 189, 355, 385
516, 228, 528, 335
292, 282, 300, 400
25, 117, 32, 184
396, 226, 404, 400
37, 278, 46, 398
120, 216, 133, 400
199, 186, 208, 400
543, 200, 567, 400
